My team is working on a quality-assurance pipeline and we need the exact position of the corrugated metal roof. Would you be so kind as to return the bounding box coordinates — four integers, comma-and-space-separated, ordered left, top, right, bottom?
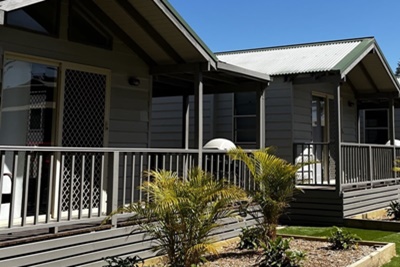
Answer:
217, 38, 372, 76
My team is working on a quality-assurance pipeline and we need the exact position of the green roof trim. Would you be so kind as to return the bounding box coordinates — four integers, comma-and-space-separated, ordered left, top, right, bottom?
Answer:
333, 38, 375, 73
161, 0, 218, 62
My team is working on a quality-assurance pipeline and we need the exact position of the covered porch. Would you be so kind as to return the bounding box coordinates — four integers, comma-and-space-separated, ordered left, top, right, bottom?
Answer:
0, 0, 268, 250
290, 39, 400, 224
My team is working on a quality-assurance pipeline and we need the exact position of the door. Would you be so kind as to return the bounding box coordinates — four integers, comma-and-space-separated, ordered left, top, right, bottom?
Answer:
312, 95, 330, 183
57, 66, 109, 213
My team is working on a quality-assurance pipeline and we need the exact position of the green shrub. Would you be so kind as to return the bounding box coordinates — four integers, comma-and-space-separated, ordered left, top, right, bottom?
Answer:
328, 227, 361, 250
238, 226, 263, 250
103, 255, 143, 267
228, 148, 302, 241
256, 237, 305, 267
387, 200, 400, 220
106, 169, 247, 267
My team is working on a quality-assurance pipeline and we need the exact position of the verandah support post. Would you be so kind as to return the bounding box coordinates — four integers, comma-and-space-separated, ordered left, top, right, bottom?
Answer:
107, 151, 119, 228
182, 95, 190, 179
335, 84, 342, 193
256, 84, 266, 149
182, 95, 190, 149
194, 68, 203, 168
389, 98, 396, 178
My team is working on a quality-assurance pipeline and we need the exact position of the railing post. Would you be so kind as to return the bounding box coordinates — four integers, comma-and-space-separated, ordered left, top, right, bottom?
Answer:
107, 151, 119, 228
334, 84, 342, 193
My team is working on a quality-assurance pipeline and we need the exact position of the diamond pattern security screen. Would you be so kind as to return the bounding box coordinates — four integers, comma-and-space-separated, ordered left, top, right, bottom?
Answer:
61, 69, 106, 211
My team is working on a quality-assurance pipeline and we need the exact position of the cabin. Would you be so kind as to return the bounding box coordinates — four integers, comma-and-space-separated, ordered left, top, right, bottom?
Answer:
0, 0, 270, 265
152, 37, 400, 225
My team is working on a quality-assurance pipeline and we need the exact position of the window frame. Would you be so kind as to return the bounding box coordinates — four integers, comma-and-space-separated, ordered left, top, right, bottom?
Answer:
233, 92, 257, 145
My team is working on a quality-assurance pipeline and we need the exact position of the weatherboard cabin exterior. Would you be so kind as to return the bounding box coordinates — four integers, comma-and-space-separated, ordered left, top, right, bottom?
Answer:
151, 37, 400, 225
0, 0, 270, 265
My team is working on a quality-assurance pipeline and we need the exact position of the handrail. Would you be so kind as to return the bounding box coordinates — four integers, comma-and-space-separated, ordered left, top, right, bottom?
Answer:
0, 146, 252, 154
341, 142, 398, 148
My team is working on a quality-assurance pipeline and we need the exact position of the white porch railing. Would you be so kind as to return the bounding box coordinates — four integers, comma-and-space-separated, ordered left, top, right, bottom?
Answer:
0, 146, 252, 234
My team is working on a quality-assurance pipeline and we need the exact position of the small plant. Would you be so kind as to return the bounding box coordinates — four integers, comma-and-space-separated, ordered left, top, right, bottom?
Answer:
103, 255, 144, 267
328, 227, 361, 250
256, 237, 305, 267
238, 226, 263, 249
387, 200, 400, 220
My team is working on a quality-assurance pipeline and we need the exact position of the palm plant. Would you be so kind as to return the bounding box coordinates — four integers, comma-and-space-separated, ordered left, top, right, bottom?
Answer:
228, 148, 301, 241
107, 168, 247, 267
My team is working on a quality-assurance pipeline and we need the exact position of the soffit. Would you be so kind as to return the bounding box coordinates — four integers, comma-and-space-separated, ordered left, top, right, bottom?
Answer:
93, 0, 212, 66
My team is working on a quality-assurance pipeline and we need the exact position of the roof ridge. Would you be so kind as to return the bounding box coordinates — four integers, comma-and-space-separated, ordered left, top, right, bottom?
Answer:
216, 36, 374, 56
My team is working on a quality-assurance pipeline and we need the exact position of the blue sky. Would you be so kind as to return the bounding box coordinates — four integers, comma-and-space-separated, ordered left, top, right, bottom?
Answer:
169, 0, 400, 71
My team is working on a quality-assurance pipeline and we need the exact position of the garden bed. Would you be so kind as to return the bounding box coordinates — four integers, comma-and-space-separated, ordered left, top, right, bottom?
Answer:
345, 208, 400, 232
146, 235, 394, 267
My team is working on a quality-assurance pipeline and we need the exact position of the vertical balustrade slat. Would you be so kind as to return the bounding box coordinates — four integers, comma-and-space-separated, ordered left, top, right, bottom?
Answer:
182, 154, 187, 181
98, 154, 105, 217
176, 154, 179, 176
0, 152, 4, 208
131, 153, 136, 203
89, 155, 95, 218
342, 146, 345, 184
233, 160, 237, 186
21, 153, 31, 227
46, 154, 54, 223
122, 153, 127, 207
139, 154, 144, 202
189, 154, 193, 172
351, 146, 354, 183
222, 155, 226, 181
369, 146, 373, 183
148, 154, 151, 202
34, 154, 43, 225
69, 155, 75, 221
210, 155, 214, 175
57, 154, 65, 222
79, 155, 85, 219
393, 146, 397, 179
155, 154, 159, 173
9, 152, 18, 228
162, 155, 166, 170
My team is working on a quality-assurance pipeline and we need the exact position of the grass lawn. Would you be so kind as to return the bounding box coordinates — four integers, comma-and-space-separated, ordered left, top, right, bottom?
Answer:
278, 226, 400, 267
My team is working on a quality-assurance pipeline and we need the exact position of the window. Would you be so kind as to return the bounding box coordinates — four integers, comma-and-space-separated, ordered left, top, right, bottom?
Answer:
234, 92, 257, 144
5, 0, 59, 36
68, 1, 113, 49
364, 109, 388, 144
1, 59, 57, 146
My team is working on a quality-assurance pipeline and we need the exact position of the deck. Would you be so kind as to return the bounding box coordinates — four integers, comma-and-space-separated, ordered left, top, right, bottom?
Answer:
0, 143, 398, 265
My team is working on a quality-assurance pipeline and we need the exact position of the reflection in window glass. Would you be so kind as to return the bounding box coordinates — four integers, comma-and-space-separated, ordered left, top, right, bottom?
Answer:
1, 59, 57, 146
5, 0, 59, 35
234, 92, 256, 144
69, 1, 113, 49
364, 110, 388, 144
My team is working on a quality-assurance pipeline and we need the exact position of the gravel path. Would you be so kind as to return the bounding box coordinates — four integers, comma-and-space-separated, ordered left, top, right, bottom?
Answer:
200, 238, 378, 267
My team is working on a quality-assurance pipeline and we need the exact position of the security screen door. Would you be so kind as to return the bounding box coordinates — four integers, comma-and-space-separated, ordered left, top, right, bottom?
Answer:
59, 67, 108, 212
